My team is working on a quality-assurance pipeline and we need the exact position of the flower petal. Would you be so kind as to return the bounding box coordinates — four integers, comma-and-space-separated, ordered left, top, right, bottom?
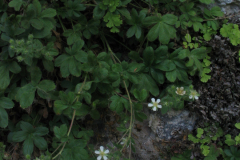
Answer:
189, 95, 192, 99
100, 146, 104, 151
156, 99, 160, 103
176, 87, 179, 90
195, 96, 199, 100
151, 98, 155, 102
97, 156, 102, 160
104, 149, 109, 154
183, 91, 186, 94
95, 151, 100, 154
103, 156, 108, 160
175, 91, 178, 94
180, 87, 184, 90
148, 103, 153, 107
157, 105, 162, 108
152, 107, 157, 111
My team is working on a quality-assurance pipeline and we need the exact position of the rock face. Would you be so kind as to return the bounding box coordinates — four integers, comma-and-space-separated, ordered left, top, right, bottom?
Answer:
199, 0, 240, 21
130, 106, 198, 160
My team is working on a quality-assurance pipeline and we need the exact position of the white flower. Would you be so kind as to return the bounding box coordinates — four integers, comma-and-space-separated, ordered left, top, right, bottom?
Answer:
189, 90, 199, 100
175, 87, 186, 95
95, 146, 109, 160
148, 98, 162, 111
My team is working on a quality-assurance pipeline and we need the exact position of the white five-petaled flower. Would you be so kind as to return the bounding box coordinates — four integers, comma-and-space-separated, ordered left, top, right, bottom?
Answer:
95, 146, 109, 160
189, 90, 199, 100
175, 87, 186, 95
148, 98, 162, 111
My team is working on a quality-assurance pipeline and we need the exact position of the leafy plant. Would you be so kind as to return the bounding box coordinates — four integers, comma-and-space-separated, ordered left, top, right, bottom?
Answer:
220, 23, 240, 46
10, 121, 49, 156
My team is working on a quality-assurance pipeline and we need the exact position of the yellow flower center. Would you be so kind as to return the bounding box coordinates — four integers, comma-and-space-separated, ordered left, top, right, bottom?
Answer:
153, 102, 158, 107
100, 151, 105, 157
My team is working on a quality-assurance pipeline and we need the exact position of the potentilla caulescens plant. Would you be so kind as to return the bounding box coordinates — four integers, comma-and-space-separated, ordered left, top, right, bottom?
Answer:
0, 0, 226, 159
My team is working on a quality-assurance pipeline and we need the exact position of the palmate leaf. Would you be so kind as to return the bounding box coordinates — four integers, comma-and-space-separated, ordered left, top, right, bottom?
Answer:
144, 14, 178, 44
131, 73, 159, 96
61, 139, 88, 160
55, 41, 87, 77
126, 8, 147, 39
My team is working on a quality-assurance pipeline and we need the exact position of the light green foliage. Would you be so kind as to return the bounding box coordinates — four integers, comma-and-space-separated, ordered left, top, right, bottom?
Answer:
220, 23, 240, 46
178, 48, 207, 74
201, 55, 211, 83
183, 33, 199, 49
201, 23, 217, 41
11, 121, 49, 156
104, 11, 123, 32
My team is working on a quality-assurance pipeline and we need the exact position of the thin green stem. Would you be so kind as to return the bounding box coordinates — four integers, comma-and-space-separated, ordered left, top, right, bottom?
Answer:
52, 76, 87, 159
105, 34, 132, 51
57, 14, 66, 32
123, 80, 133, 160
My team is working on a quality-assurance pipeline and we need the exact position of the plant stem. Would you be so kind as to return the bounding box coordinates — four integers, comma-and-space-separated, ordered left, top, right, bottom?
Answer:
123, 80, 133, 160
52, 76, 87, 159
105, 34, 132, 51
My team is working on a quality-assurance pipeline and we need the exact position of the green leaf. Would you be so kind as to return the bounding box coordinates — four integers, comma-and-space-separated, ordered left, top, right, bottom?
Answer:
8, 61, 21, 74
8, 0, 23, 11
110, 95, 128, 113
150, 68, 164, 84
40, 8, 57, 18
93, 6, 105, 19
12, 131, 28, 142
89, 110, 100, 120
0, 107, 8, 128
54, 100, 69, 115
112, 63, 122, 72
0, 97, 14, 109
30, 67, 42, 86
23, 137, 34, 156
197, 128, 204, 138
34, 127, 49, 136
103, 12, 122, 32
155, 60, 176, 71
133, 89, 147, 102
0, 65, 10, 89
76, 129, 94, 141
146, 14, 178, 44
143, 46, 154, 66
37, 80, 56, 92
225, 134, 235, 146
204, 144, 220, 160
54, 124, 68, 139
30, 19, 44, 30
166, 69, 177, 82
61, 139, 88, 160
33, 136, 47, 150
32, 0, 41, 15
18, 83, 36, 108
235, 123, 240, 129
131, 73, 159, 96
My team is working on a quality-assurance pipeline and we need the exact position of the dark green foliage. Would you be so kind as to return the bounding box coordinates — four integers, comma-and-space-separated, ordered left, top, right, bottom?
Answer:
0, 0, 233, 159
